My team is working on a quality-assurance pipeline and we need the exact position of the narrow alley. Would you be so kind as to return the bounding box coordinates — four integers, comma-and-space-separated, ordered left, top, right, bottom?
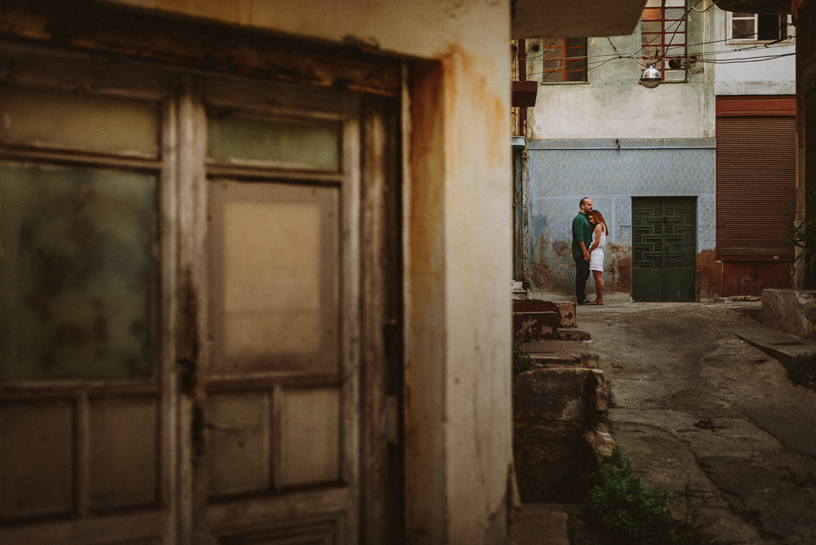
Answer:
579, 301, 816, 544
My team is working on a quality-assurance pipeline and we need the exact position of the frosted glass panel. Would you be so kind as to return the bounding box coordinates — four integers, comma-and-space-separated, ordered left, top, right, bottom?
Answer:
0, 401, 74, 517
209, 181, 339, 375
0, 163, 157, 381
280, 388, 340, 487
207, 392, 271, 496
90, 397, 158, 509
208, 113, 340, 170
0, 85, 159, 157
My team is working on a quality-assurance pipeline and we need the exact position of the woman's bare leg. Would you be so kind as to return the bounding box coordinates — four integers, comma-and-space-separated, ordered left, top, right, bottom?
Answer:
592, 270, 604, 303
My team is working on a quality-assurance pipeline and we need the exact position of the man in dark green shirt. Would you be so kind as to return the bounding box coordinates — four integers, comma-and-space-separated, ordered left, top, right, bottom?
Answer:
572, 197, 593, 304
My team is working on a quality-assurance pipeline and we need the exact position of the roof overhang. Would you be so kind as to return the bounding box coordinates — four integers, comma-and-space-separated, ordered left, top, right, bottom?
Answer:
511, 0, 649, 39
713, 0, 791, 13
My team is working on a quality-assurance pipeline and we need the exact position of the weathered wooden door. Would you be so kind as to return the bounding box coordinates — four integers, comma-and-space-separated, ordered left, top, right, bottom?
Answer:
0, 44, 401, 545
183, 81, 369, 545
632, 196, 697, 302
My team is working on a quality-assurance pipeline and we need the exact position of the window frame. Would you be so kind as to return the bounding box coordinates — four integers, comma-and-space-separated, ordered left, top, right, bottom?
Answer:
517, 38, 588, 84
726, 12, 792, 44
641, 0, 688, 82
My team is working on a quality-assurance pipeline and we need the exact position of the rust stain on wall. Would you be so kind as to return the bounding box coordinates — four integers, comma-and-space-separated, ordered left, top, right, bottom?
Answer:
439, 44, 507, 172
530, 234, 572, 293
605, 243, 631, 294
696, 249, 722, 300
531, 236, 633, 296
552, 241, 570, 258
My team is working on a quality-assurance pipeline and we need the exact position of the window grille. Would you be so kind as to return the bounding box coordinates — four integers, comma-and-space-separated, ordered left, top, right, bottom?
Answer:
641, 0, 687, 82
514, 38, 588, 83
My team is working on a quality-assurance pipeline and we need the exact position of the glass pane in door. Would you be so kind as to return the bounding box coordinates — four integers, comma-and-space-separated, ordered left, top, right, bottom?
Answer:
208, 181, 340, 375
0, 85, 159, 157
0, 163, 157, 381
208, 114, 340, 171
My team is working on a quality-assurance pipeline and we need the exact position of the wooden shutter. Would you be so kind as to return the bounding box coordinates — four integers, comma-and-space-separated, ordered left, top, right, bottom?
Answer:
716, 101, 796, 260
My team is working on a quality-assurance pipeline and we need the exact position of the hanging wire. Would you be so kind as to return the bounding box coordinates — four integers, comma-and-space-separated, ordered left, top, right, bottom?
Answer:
582, 24, 795, 66
514, 0, 795, 80
607, 37, 624, 60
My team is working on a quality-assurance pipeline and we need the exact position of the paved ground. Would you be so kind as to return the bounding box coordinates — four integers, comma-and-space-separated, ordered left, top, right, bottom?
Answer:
575, 300, 816, 545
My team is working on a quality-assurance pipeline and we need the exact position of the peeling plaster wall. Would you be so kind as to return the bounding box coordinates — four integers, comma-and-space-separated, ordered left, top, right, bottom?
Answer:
104, 1, 514, 543
525, 139, 716, 299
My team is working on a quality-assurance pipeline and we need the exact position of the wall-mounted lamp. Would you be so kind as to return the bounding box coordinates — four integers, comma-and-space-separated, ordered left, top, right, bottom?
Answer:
639, 64, 661, 89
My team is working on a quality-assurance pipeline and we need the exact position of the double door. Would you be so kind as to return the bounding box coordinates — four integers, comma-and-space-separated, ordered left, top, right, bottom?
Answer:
632, 196, 697, 302
0, 44, 401, 544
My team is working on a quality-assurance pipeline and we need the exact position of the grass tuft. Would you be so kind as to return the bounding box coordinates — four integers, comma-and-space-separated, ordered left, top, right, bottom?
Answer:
573, 448, 717, 545
788, 352, 816, 385
512, 340, 531, 378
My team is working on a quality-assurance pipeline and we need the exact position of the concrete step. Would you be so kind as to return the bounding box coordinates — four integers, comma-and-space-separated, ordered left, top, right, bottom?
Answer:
513, 300, 577, 327
549, 329, 591, 342
513, 300, 583, 342
524, 341, 599, 368
511, 503, 570, 545
727, 327, 816, 366
514, 326, 591, 342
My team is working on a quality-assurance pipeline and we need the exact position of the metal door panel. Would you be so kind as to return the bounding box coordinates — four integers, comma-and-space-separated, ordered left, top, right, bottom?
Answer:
633, 196, 696, 301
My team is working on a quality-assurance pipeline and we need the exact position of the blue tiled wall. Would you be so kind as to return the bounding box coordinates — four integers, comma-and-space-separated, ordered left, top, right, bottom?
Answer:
525, 138, 716, 294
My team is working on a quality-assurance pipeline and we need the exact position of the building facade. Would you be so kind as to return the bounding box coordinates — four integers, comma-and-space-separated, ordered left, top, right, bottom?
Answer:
517, 0, 796, 301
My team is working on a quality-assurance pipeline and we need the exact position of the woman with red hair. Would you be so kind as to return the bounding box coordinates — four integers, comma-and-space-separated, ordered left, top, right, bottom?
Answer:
587, 210, 608, 305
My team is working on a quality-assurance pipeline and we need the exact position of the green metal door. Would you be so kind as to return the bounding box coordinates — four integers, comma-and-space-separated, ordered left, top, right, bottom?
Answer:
632, 197, 697, 301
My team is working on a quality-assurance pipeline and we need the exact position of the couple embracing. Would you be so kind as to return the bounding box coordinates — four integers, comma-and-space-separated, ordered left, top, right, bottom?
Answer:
572, 197, 608, 305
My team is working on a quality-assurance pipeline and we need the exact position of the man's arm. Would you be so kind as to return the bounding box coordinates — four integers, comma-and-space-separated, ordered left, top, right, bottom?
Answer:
575, 216, 590, 261
579, 240, 589, 262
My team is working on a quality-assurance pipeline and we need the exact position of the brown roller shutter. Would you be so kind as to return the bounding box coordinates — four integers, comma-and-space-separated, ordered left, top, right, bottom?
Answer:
716, 115, 796, 259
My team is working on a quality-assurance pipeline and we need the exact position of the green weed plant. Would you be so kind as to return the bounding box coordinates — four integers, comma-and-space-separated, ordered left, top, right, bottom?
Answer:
578, 449, 716, 545
788, 352, 816, 385
782, 188, 816, 288
512, 341, 531, 378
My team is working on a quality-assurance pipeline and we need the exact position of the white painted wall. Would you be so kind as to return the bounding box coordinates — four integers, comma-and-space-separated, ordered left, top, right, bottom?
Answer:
527, 4, 715, 140
107, 1, 515, 544
527, 2, 796, 141
710, 7, 796, 95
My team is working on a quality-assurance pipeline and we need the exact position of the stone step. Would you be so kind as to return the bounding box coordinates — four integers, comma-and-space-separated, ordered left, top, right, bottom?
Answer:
517, 329, 591, 342
512, 300, 580, 342
524, 341, 599, 369
513, 300, 577, 327
513, 368, 610, 503
511, 503, 570, 545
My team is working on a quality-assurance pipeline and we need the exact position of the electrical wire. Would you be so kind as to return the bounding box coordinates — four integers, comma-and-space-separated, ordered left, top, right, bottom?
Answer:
512, 0, 796, 80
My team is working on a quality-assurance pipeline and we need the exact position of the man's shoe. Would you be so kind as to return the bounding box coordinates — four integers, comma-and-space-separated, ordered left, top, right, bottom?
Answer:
577, 299, 590, 305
